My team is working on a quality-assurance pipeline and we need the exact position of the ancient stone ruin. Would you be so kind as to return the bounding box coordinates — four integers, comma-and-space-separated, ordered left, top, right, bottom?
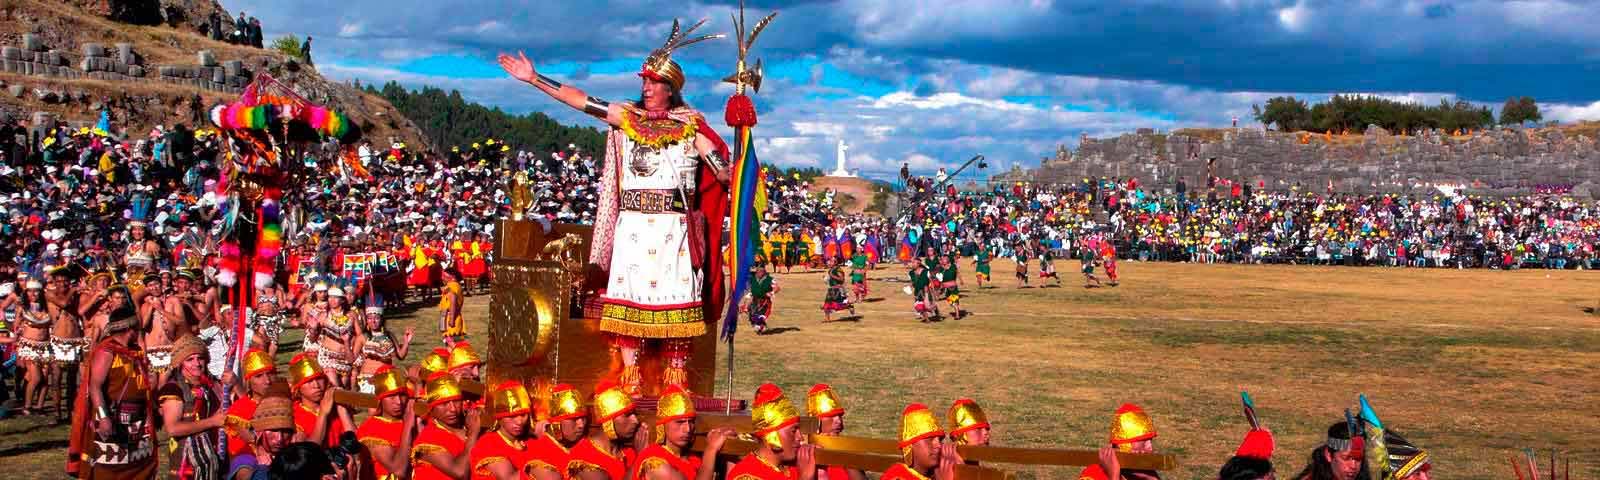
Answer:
1, 34, 248, 95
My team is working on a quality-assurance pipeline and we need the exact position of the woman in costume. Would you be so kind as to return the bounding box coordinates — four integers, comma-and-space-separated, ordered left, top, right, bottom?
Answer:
314, 287, 358, 388
849, 246, 869, 304
1013, 242, 1031, 288
499, 19, 732, 395
938, 255, 963, 319
972, 245, 992, 289
248, 281, 287, 358
822, 257, 854, 322
353, 295, 413, 395
14, 280, 51, 416
1039, 242, 1061, 287
297, 281, 331, 358
746, 262, 777, 334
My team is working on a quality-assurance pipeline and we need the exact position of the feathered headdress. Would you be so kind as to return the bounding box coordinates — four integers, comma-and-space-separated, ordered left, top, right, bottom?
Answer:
638, 18, 724, 92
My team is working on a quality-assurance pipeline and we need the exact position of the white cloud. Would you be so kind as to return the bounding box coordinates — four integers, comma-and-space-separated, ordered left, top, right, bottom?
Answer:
1277, 0, 1311, 32
338, 22, 364, 37
1544, 101, 1600, 123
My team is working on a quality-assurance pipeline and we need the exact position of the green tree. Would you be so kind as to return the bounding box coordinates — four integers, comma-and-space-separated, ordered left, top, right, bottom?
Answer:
270, 35, 304, 60
1500, 97, 1542, 125
1252, 96, 1312, 132
367, 81, 605, 154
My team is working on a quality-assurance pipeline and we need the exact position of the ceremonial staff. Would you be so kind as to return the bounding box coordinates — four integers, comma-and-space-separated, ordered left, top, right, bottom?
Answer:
719, 0, 777, 413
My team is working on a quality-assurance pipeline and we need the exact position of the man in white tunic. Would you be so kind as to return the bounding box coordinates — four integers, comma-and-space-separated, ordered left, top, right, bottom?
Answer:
499, 20, 731, 396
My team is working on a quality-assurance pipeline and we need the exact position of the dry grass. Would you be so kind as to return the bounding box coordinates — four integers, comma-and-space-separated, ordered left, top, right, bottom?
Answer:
4, 262, 1598, 479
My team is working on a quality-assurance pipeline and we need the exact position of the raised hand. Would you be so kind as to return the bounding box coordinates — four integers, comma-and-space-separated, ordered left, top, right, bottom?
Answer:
497, 52, 538, 85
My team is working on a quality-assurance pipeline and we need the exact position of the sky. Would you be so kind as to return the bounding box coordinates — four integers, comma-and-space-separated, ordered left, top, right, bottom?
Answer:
232, 0, 1600, 182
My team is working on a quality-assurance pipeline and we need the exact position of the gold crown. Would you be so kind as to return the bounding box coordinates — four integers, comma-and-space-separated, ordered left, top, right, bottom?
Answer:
549, 383, 586, 421
898, 403, 945, 449
1110, 403, 1156, 451
947, 399, 991, 443
371, 367, 408, 399
751, 383, 799, 449
425, 377, 465, 407
806, 384, 845, 418
420, 348, 450, 380
490, 381, 534, 420
448, 343, 482, 372
593, 381, 635, 424
639, 18, 723, 92
242, 349, 275, 379
288, 354, 323, 389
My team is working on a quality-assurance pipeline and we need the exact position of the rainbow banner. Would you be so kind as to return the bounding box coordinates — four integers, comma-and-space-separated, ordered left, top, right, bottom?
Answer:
721, 126, 767, 341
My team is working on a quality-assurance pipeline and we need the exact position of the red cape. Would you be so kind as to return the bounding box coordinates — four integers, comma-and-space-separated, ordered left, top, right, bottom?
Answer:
693, 116, 730, 327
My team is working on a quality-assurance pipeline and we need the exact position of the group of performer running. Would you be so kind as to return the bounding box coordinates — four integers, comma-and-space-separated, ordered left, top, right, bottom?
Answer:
741, 238, 1125, 330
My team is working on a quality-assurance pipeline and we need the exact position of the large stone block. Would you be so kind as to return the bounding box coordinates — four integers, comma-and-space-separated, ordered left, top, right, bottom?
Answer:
197, 50, 217, 66
0, 47, 20, 60
82, 43, 106, 57
223, 59, 243, 77
22, 34, 44, 52
116, 43, 133, 57
120, 52, 138, 66
211, 68, 225, 83
129, 66, 145, 77
7, 85, 24, 98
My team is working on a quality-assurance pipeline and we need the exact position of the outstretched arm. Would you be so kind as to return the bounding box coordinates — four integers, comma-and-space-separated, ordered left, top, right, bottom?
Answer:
499, 51, 623, 127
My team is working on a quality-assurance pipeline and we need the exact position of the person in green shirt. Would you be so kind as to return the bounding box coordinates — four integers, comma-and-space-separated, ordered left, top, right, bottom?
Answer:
938, 255, 964, 319
849, 249, 869, 303
822, 257, 854, 322
1014, 244, 1031, 288
972, 246, 992, 289
747, 263, 777, 334
786, 238, 807, 273
908, 263, 937, 323
1040, 246, 1062, 287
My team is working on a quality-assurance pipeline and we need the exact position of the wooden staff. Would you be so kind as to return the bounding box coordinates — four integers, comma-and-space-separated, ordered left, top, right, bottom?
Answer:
809, 435, 1179, 471
690, 437, 1013, 480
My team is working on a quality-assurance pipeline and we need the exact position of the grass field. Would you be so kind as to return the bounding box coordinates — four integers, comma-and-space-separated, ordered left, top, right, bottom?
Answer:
4, 261, 1598, 479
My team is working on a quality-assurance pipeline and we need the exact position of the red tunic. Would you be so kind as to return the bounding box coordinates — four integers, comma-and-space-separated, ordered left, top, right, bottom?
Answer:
471, 430, 527, 480
356, 415, 407, 480
293, 400, 347, 447
225, 395, 258, 457
633, 443, 702, 480
726, 453, 798, 480
1077, 464, 1112, 480
818, 465, 851, 480
412, 420, 469, 480
567, 438, 633, 480
881, 464, 933, 480
523, 434, 571, 478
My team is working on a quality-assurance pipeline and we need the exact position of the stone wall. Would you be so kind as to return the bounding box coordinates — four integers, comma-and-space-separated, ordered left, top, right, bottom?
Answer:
1, 34, 246, 94
1013, 127, 1600, 198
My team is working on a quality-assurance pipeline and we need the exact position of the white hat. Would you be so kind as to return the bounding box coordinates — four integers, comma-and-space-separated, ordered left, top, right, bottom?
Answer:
313, 282, 329, 292
0, 283, 13, 297
26, 280, 43, 290
328, 287, 345, 297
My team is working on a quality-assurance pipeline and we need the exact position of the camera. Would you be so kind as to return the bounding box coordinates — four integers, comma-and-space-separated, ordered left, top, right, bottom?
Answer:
326, 431, 361, 468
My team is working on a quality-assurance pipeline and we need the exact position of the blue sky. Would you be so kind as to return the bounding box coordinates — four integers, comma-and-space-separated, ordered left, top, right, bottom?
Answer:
233, 0, 1600, 181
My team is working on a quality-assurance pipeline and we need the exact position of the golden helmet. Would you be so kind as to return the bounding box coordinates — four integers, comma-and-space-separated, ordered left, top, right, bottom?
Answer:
750, 383, 799, 449
638, 19, 722, 93
490, 380, 534, 420
371, 365, 408, 400
805, 383, 845, 418
592, 380, 635, 424
898, 403, 945, 449
448, 342, 483, 372
241, 348, 275, 379
947, 399, 991, 444
655, 384, 696, 425
1110, 403, 1157, 451
420, 347, 450, 381
425, 377, 465, 408
288, 353, 323, 389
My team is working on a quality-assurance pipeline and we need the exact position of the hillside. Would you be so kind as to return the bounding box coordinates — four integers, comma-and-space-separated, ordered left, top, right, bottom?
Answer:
0, 0, 428, 147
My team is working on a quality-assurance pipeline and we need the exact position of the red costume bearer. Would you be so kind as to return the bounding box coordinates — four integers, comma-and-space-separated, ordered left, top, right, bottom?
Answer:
505, 18, 733, 396
632, 385, 702, 479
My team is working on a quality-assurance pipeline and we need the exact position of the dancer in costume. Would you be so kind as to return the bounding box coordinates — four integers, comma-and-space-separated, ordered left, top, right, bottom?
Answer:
909, 263, 938, 322
746, 263, 777, 334
439, 268, 467, 347
1102, 242, 1120, 287
938, 255, 963, 319
15, 280, 52, 416
67, 308, 157, 479
849, 247, 869, 304
1013, 244, 1031, 288
973, 246, 992, 289
499, 20, 732, 395
1292, 421, 1365, 480
822, 257, 854, 322
1219, 428, 1275, 480
354, 296, 413, 395
315, 287, 358, 388
1040, 246, 1061, 286
1081, 247, 1103, 288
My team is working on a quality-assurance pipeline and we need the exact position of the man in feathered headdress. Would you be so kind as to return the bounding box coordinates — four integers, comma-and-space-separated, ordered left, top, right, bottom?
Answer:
499, 19, 732, 396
